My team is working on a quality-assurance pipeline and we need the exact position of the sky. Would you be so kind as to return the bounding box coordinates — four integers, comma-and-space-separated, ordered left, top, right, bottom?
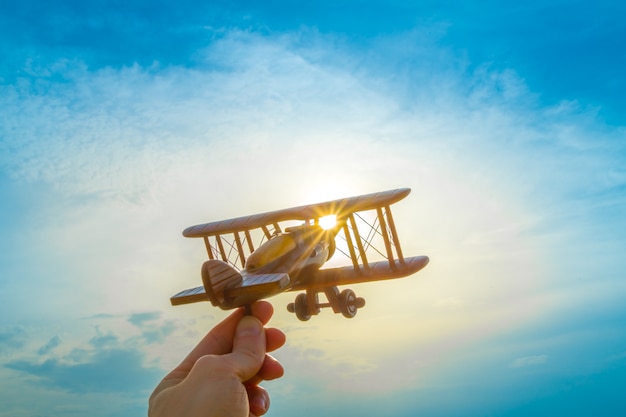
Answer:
1, 0, 625, 416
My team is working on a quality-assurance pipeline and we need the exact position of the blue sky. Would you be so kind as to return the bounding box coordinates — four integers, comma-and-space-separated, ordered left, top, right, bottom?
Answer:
1, 1, 625, 416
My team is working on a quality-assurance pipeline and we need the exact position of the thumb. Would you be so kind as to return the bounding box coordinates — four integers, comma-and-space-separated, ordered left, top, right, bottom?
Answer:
229, 315, 266, 382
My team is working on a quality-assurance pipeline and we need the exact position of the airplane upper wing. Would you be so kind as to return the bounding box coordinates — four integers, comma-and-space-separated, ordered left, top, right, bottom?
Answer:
182, 188, 411, 237
180, 188, 413, 272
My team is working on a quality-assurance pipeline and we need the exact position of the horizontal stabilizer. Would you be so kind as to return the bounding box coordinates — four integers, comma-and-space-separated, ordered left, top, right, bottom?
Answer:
170, 272, 291, 308
170, 286, 207, 306
224, 273, 290, 307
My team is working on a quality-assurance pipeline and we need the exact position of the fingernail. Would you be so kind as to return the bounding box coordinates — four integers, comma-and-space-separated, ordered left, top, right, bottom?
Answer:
252, 395, 268, 414
237, 316, 262, 336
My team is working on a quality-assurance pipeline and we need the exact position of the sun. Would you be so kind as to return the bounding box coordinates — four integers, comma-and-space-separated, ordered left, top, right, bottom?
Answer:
319, 214, 337, 230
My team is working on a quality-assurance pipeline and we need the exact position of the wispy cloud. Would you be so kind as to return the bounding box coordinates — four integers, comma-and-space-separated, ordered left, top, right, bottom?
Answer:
7, 347, 161, 394
37, 335, 62, 355
3, 22, 625, 360
0, 310, 183, 415
0, 326, 28, 353
128, 311, 177, 344
2, 19, 626, 417
2, 29, 623, 212
510, 355, 548, 368
128, 311, 162, 327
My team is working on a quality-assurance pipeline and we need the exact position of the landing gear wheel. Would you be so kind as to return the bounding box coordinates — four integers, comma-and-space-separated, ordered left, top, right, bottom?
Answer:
339, 289, 358, 318
294, 293, 311, 321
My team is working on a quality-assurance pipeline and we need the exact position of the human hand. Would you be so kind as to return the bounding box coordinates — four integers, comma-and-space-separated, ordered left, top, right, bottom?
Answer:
149, 301, 286, 417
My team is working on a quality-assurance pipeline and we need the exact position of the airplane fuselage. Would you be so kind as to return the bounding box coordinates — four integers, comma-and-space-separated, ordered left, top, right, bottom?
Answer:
244, 224, 333, 284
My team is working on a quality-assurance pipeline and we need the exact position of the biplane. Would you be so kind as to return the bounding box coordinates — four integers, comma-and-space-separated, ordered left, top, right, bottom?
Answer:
170, 188, 429, 321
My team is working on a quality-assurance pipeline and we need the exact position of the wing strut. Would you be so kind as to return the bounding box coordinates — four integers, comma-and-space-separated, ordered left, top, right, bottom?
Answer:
376, 207, 396, 269
233, 231, 246, 268
384, 205, 405, 266
244, 230, 255, 254
204, 236, 214, 260
348, 213, 370, 272
215, 234, 228, 263
342, 222, 361, 273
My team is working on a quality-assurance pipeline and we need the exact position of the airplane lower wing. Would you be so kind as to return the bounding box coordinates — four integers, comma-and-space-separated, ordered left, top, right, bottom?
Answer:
172, 256, 428, 306
290, 255, 430, 292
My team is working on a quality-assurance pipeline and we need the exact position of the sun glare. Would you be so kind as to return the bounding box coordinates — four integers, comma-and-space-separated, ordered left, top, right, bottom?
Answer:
319, 214, 337, 230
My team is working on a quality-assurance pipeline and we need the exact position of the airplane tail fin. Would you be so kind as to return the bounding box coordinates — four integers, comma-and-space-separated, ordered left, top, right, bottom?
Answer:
201, 260, 243, 308
202, 259, 293, 309
202, 260, 290, 309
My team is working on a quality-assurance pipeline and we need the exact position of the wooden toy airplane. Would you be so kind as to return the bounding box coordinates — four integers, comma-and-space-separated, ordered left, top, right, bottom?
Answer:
171, 188, 429, 320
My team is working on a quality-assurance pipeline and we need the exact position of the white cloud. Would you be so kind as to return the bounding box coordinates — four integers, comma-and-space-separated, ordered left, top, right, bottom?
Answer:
0, 312, 175, 416
2, 27, 626, 410
1, 33, 617, 315
2, 29, 623, 212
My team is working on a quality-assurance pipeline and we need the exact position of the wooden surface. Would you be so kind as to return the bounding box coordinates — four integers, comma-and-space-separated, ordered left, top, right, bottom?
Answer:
170, 256, 429, 307
183, 188, 411, 238
290, 255, 430, 291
